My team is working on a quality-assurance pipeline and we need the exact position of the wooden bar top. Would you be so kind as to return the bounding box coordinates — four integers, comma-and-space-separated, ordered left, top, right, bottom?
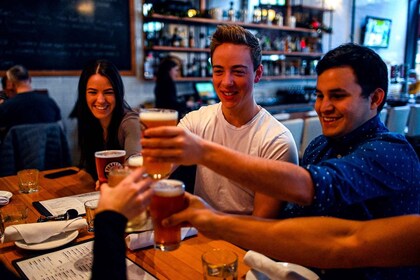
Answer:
0, 167, 250, 279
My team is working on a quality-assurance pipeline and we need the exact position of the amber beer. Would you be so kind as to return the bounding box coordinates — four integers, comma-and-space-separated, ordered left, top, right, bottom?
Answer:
95, 150, 126, 183
139, 109, 178, 179
108, 168, 149, 232
149, 179, 185, 251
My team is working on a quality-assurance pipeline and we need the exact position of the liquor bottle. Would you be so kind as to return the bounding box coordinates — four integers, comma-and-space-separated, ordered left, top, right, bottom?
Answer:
228, 2, 235, 21
188, 29, 195, 48
171, 27, 182, 47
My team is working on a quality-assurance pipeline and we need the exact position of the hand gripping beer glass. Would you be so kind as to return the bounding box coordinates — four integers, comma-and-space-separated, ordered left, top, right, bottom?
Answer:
108, 168, 149, 232
95, 150, 126, 184
139, 108, 178, 179
149, 179, 185, 251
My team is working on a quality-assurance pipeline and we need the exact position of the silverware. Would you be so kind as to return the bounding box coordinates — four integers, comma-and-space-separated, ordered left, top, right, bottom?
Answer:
37, 209, 78, 222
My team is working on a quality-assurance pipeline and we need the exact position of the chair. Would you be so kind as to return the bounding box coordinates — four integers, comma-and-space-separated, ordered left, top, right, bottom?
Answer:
406, 104, 420, 137
406, 105, 420, 158
379, 108, 388, 124
300, 117, 322, 158
0, 122, 71, 176
282, 118, 304, 153
386, 106, 410, 134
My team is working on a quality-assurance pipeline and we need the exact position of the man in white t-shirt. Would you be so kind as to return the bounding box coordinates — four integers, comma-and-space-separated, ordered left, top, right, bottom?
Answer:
177, 25, 298, 217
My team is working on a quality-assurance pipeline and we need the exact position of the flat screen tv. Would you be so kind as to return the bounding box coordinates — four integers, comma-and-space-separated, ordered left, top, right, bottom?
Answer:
362, 16, 392, 48
194, 82, 218, 101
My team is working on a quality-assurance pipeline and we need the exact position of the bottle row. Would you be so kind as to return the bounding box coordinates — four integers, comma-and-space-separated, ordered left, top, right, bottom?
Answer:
144, 26, 323, 54
143, 2, 332, 33
143, 52, 318, 80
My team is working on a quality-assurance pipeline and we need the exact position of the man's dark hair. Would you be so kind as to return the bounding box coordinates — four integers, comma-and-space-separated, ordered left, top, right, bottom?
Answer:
316, 43, 388, 112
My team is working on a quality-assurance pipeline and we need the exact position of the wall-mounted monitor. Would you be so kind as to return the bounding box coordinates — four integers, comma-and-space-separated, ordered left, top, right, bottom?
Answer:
362, 16, 392, 48
194, 82, 218, 102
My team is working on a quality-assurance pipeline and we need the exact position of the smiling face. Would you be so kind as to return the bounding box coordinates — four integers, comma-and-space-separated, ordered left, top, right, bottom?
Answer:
86, 74, 116, 127
212, 43, 262, 113
315, 66, 380, 138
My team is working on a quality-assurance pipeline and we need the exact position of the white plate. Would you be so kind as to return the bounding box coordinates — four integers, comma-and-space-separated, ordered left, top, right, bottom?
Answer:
246, 262, 320, 280
0, 190, 13, 199
15, 230, 79, 251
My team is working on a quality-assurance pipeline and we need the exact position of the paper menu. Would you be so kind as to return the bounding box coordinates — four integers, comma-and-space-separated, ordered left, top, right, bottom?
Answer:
33, 191, 100, 217
13, 240, 156, 280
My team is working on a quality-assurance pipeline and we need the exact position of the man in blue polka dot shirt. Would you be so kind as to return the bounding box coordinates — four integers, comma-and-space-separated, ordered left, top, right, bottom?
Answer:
141, 43, 420, 280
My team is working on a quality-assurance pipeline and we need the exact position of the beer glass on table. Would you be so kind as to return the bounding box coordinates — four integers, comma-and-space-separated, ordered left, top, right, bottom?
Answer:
149, 179, 185, 251
139, 108, 178, 179
95, 150, 126, 184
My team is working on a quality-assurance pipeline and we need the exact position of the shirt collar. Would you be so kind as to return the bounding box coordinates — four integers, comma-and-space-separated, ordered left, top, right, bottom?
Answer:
327, 115, 387, 146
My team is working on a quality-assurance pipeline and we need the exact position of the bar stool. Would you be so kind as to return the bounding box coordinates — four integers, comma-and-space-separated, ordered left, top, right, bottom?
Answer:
406, 104, 420, 137
300, 117, 322, 158
386, 106, 410, 134
379, 108, 388, 124
282, 118, 304, 154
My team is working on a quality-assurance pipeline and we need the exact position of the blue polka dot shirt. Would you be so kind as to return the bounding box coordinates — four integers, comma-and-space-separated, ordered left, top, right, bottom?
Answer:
280, 115, 420, 279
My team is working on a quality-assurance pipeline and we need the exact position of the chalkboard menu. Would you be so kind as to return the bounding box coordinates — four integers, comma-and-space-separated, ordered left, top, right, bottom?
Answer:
0, 0, 134, 75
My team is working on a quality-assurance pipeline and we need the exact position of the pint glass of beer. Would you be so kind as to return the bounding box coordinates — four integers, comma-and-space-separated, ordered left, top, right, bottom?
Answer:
126, 154, 143, 170
139, 108, 178, 179
95, 150, 126, 183
149, 179, 185, 251
108, 168, 149, 232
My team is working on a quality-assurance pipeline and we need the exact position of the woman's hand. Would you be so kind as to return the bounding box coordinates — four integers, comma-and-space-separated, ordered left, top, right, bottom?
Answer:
96, 167, 154, 220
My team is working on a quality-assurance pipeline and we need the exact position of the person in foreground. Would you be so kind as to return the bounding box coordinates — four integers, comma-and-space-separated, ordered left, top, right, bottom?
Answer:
1, 168, 153, 280
70, 59, 141, 180
164, 192, 420, 268
142, 43, 420, 279
174, 24, 298, 218
91, 168, 153, 279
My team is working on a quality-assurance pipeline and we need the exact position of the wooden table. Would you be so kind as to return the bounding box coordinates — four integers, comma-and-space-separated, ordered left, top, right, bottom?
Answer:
0, 167, 250, 279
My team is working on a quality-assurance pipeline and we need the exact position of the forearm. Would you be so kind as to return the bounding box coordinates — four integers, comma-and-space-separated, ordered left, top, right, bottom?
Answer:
252, 193, 282, 218
210, 215, 420, 268
200, 140, 314, 205
91, 211, 128, 280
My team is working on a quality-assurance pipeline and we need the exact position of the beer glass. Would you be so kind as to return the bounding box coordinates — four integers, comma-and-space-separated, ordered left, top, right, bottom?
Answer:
139, 108, 178, 179
126, 154, 143, 170
95, 150, 126, 183
202, 249, 238, 280
149, 179, 185, 251
108, 168, 149, 232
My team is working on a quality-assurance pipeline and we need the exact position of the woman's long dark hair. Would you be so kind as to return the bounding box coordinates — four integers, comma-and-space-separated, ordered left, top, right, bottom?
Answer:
70, 59, 132, 178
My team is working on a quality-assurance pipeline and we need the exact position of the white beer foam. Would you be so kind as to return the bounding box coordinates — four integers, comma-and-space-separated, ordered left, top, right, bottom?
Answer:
139, 111, 178, 121
128, 156, 143, 166
153, 179, 185, 197
95, 150, 126, 158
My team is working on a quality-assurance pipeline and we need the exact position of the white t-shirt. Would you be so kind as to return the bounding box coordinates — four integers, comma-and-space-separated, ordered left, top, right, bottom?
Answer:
178, 103, 298, 214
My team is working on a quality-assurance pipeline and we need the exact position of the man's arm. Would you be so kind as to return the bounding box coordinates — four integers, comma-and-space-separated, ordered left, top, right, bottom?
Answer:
253, 192, 282, 218
141, 126, 314, 205
164, 193, 420, 268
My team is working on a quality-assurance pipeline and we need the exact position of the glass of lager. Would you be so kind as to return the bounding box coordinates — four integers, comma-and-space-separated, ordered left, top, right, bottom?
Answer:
139, 108, 178, 179
126, 154, 143, 170
108, 168, 150, 232
149, 179, 185, 251
95, 150, 126, 184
